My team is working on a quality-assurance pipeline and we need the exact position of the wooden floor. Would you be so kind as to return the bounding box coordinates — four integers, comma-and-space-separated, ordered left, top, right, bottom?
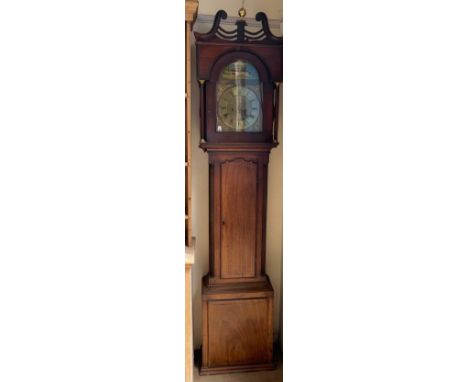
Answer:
193, 362, 282, 382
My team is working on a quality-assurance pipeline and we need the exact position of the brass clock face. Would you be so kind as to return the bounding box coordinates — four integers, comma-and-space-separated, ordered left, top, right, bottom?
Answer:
217, 86, 261, 132
216, 60, 262, 133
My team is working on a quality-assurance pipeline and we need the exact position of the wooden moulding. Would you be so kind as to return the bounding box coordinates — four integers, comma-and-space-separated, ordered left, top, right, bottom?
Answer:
200, 362, 275, 376
185, 20, 193, 248
185, 240, 195, 382
202, 274, 274, 298
200, 142, 278, 153
185, 0, 199, 24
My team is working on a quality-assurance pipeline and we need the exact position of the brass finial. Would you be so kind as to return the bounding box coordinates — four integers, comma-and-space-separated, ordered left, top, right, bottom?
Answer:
238, 0, 246, 17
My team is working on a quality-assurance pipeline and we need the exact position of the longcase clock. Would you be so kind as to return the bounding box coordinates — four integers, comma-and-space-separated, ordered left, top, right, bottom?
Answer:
195, 10, 282, 375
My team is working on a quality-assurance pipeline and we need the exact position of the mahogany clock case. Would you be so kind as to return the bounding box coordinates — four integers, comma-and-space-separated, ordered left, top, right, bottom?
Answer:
207, 151, 271, 285
194, 10, 282, 375
196, 11, 282, 149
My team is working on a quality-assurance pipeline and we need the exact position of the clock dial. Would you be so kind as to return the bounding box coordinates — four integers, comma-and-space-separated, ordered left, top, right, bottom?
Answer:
216, 60, 263, 133
217, 86, 261, 132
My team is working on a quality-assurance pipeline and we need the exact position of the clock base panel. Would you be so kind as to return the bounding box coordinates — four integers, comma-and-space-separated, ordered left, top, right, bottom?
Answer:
200, 274, 275, 374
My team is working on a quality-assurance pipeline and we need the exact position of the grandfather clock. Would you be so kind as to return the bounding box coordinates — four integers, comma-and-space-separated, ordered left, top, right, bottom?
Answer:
195, 10, 282, 375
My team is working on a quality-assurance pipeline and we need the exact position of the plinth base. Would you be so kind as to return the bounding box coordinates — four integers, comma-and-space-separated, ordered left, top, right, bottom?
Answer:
200, 274, 275, 375
199, 360, 275, 376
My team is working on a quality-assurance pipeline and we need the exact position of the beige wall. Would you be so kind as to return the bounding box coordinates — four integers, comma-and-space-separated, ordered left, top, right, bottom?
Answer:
190, 1, 283, 349
197, 0, 282, 20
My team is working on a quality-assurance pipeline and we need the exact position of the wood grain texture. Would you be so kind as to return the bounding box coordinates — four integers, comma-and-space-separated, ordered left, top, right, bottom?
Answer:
201, 151, 273, 373
208, 299, 271, 366
220, 159, 257, 279
195, 363, 276, 382
207, 152, 269, 284
200, 276, 274, 375
202, 273, 273, 298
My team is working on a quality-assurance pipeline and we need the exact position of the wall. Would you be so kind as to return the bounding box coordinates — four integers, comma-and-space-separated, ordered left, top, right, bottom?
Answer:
190, 0, 283, 349
197, 0, 282, 21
